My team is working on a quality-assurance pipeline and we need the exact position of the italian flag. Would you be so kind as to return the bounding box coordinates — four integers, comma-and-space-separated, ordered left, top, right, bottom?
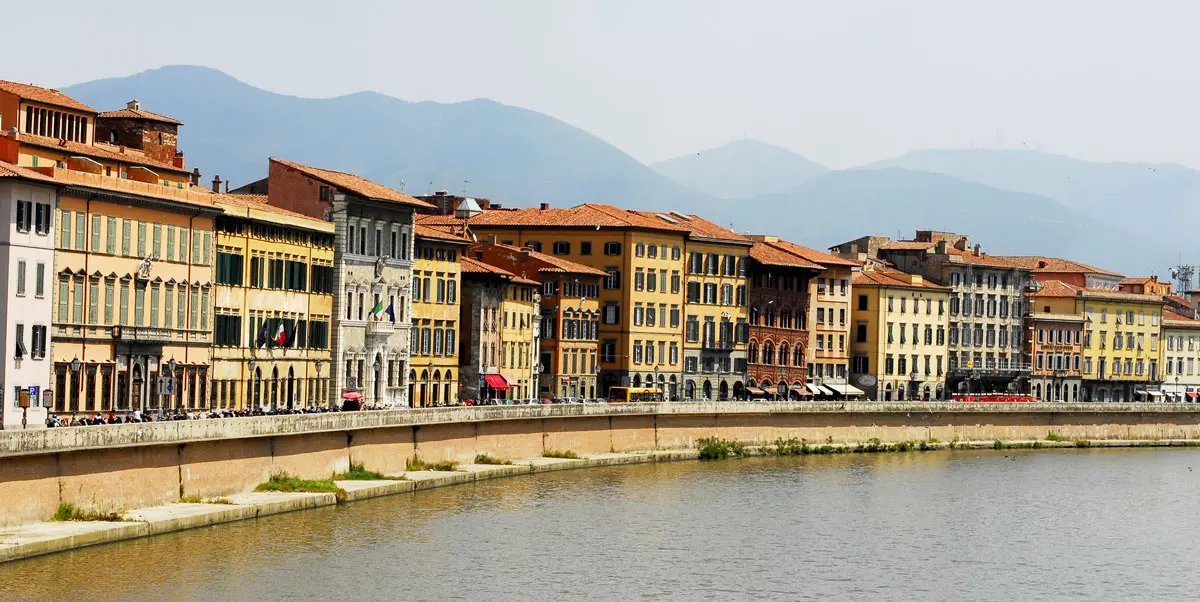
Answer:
370, 300, 385, 320
273, 322, 287, 345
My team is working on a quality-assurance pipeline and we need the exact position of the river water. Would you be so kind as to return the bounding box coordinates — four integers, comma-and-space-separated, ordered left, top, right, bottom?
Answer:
3, 448, 1200, 601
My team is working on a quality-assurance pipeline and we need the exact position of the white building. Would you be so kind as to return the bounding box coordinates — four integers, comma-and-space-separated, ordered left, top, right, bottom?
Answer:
0, 163, 56, 428
1162, 310, 1200, 402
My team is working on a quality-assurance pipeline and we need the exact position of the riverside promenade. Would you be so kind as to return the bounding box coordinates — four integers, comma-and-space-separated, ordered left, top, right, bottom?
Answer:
4, 401, 1200, 563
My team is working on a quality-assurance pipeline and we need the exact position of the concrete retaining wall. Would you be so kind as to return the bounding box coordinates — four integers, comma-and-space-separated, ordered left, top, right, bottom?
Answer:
3, 402, 1200, 527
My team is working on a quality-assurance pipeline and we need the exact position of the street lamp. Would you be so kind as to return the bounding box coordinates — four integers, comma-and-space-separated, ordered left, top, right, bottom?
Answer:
167, 358, 177, 410
314, 360, 323, 409
70, 358, 81, 413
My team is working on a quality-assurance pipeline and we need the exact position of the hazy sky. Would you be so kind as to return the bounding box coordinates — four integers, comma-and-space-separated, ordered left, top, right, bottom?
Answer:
8, 0, 1200, 169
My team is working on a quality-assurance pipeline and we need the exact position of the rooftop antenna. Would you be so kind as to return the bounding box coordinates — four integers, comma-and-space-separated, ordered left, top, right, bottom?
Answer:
1170, 264, 1195, 293
463, 180, 470, 196
398, 179, 406, 192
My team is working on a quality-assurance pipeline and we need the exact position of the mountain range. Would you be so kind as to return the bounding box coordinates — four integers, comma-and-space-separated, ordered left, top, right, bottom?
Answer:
61, 65, 1193, 277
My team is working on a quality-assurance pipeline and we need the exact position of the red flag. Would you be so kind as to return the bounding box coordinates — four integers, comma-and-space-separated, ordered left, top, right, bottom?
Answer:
273, 321, 287, 345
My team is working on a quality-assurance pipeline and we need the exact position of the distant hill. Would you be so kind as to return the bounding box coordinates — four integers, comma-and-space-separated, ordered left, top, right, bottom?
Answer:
866, 148, 1200, 245
63, 65, 708, 211
703, 169, 1177, 276
651, 139, 828, 198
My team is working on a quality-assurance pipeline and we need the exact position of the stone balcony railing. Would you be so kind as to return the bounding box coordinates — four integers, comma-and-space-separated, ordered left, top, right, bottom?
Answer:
366, 321, 394, 337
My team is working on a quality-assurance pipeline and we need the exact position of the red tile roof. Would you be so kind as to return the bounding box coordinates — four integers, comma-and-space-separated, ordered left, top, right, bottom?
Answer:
762, 238, 860, 268
212, 193, 330, 227
1118, 276, 1153, 285
0, 80, 96, 113
460, 256, 539, 285
941, 247, 1023, 268
852, 267, 949, 290
96, 107, 182, 125
749, 241, 824, 270
477, 242, 608, 277
414, 223, 471, 244
0, 160, 56, 183
1164, 310, 1199, 322
879, 241, 937, 251
16, 132, 190, 174
466, 203, 689, 232
1000, 256, 1122, 277
628, 210, 750, 242
1030, 280, 1080, 298
270, 158, 432, 209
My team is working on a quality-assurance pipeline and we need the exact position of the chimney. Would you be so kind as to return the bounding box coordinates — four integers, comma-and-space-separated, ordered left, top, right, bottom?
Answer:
935, 240, 947, 254
954, 237, 969, 251
540, 202, 549, 210
973, 244, 981, 256
127, 100, 140, 111
224, 180, 230, 193
190, 167, 201, 187
211, 174, 222, 193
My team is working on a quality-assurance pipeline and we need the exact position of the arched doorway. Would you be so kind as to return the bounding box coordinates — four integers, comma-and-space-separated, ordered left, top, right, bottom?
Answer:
419, 369, 429, 407
444, 370, 454, 405
253, 367, 263, 410
287, 367, 296, 409
374, 353, 384, 404
718, 381, 729, 401
923, 385, 931, 400
884, 383, 893, 401
669, 375, 678, 401
270, 366, 280, 410
935, 383, 944, 400
130, 363, 142, 412
732, 381, 744, 400
702, 380, 713, 401
408, 370, 416, 406
632, 374, 641, 387
685, 379, 695, 400
433, 370, 442, 404
897, 385, 906, 401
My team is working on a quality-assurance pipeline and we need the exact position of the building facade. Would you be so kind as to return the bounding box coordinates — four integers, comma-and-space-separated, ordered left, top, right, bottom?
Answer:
850, 266, 950, 401
857, 231, 1033, 396
1032, 280, 1163, 402
745, 240, 822, 399
0, 164, 56, 428
459, 257, 540, 401
448, 203, 687, 399
409, 224, 469, 406
258, 159, 430, 408
754, 236, 860, 396
210, 193, 334, 411
1024, 305, 1085, 402
1162, 311, 1200, 402
469, 241, 605, 400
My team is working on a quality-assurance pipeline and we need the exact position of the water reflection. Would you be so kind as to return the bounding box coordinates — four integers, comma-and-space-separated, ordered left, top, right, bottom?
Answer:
3, 448, 1200, 601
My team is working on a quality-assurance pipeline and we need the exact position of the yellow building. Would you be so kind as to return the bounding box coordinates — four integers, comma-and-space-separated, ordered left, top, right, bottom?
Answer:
409, 223, 469, 406
0, 85, 219, 416
443, 203, 687, 398
459, 257, 540, 401
210, 193, 335, 411
641, 212, 750, 401
1032, 280, 1163, 402
850, 266, 950, 400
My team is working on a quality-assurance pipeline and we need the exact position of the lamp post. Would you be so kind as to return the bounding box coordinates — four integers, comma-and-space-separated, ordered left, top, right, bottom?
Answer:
314, 359, 323, 409
373, 358, 382, 408
1175, 375, 1180, 404
426, 361, 434, 407
167, 358, 177, 411
248, 358, 257, 411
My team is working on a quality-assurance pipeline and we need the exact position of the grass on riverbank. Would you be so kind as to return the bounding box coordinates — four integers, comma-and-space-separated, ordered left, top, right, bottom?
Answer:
474, 453, 513, 465
542, 450, 581, 459
255, 473, 347, 502
406, 457, 460, 472
334, 463, 407, 481
697, 438, 746, 460
177, 495, 236, 504
51, 503, 130, 522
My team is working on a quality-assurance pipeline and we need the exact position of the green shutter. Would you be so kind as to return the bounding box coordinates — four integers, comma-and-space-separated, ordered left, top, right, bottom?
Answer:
91, 215, 100, 251
121, 219, 131, 256
167, 226, 175, 261
153, 224, 162, 260
75, 213, 84, 250
137, 221, 146, 257
61, 210, 71, 250
119, 281, 129, 325
106, 217, 116, 254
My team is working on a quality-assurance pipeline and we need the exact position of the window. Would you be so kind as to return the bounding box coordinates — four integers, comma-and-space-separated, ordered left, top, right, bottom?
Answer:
858, 295, 868, 311
75, 212, 85, 251
60, 210, 71, 249
15, 200, 32, 233
580, 241, 592, 255
605, 268, 621, 290
648, 245, 658, 259
635, 243, 645, 257
15, 260, 26, 296
553, 241, 570, 255
604, 242, 621, 255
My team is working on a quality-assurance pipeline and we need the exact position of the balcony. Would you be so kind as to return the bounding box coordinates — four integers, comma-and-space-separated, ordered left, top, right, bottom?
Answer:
366, 320, 394, 338
702, 338, 735, 351
111, 326, 172, 343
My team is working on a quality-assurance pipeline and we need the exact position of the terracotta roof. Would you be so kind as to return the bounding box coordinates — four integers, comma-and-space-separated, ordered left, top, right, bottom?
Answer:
1166, 294, 1191, 307
1030, 280, 1081, 298
762, 239, 860, 268
460, 256, 538, 285
466, 203, 689, 232
749, 241, 824, 270
628, 211, 750, 243
17, 133, 189, 174
879, 240, 937, 251
414, 223, 470, 244
212, 193, 330, 228
96, 107, 182, 125
270, 158, 432, 209
479, 242, 608, 277
1000, 256, 1123, 277
852, 267, 948, 290
24, 165, 217, 209
1164, 310, 1199, 323
0, 80, 96, 113
941, 247, 1022, 268
0, 160, 56, 183
1118, 277, 1153, 285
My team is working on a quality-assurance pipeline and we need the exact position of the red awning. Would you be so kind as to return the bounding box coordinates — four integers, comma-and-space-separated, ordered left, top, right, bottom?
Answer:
341, 391, 363, 401
484, 374, 509, 390
1188, 392, 1198, 399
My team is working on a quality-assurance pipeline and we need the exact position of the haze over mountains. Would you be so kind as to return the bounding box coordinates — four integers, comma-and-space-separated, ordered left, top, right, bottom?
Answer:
62, 65, 1192, 277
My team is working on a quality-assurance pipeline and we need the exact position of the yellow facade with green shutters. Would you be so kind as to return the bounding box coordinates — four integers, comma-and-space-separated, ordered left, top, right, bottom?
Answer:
410, 228, 468, 406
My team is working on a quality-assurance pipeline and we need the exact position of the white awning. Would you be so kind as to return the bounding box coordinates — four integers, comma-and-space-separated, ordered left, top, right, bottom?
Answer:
806, 383, 822, 395
817, 385, 838, 396
1146, 390, 1163, 398
828, 383, 866, 396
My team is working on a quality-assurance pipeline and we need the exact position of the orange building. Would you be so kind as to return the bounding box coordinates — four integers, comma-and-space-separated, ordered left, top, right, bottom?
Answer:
1119, 276, 1172, 297
469, 241, 607, 399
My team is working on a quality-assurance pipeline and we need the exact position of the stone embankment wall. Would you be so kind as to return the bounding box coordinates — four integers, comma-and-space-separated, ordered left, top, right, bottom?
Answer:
2, 402, 1199, 527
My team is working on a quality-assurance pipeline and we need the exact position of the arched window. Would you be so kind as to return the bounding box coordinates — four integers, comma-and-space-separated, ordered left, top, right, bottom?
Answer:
793, 346, 804, 366
763, 342, 775, 365
779, 307, 792, 329
750, 306, 760, 325
632, 374, 642, 387
765, 308, 776, 327
778, 342, 789, 366
748, 341, 759, 364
